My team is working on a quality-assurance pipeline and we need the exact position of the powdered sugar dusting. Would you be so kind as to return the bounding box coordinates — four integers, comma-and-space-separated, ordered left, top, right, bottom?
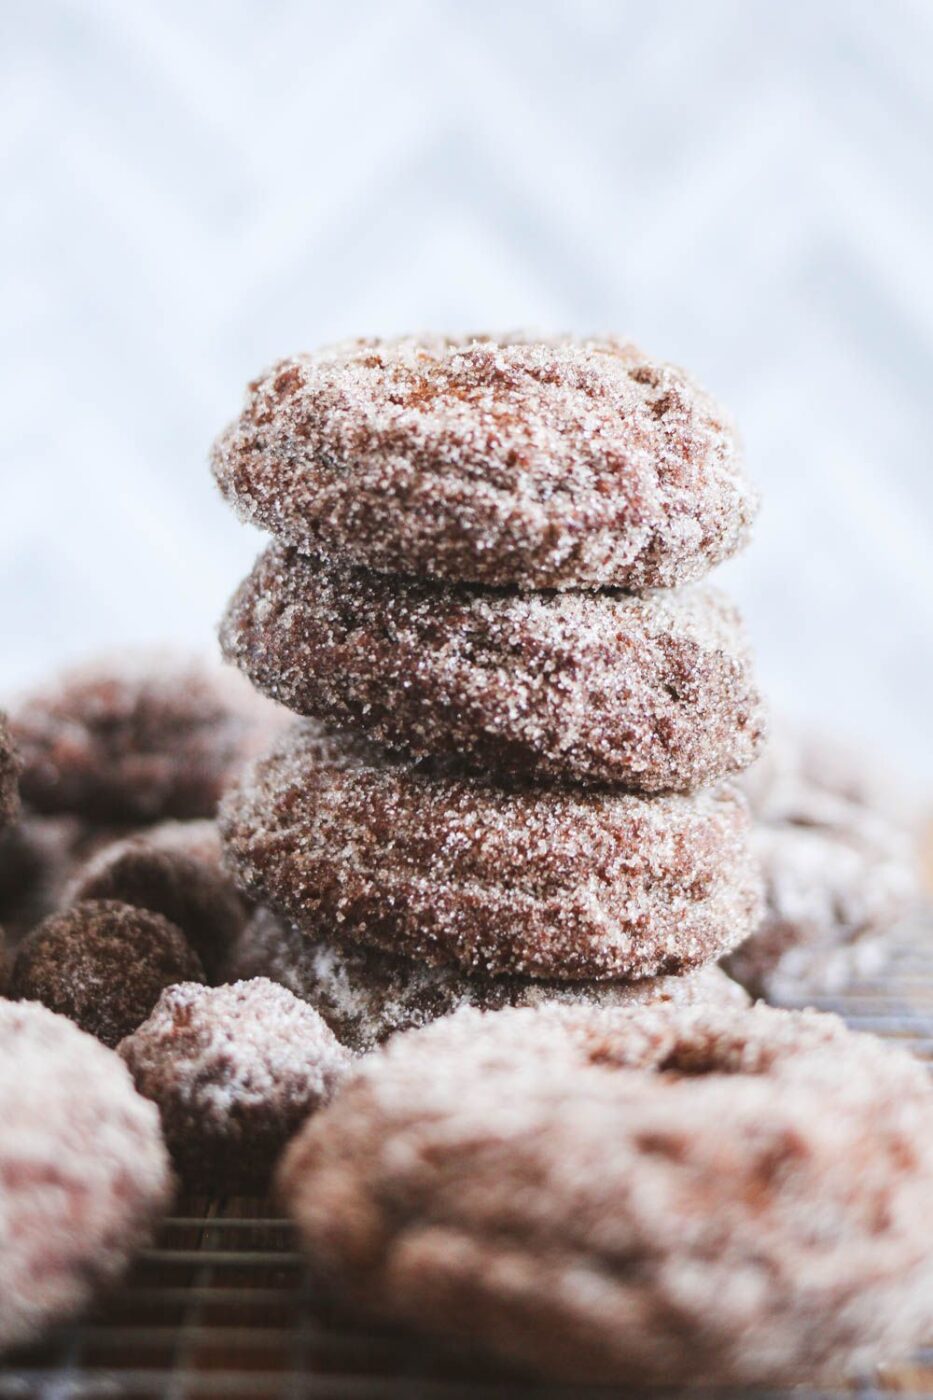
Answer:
119, 978, 353, 1190
727, 728, 920, 997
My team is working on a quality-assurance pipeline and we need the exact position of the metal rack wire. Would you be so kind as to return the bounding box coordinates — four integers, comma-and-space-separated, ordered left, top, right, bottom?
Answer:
2, 921, 932, 1400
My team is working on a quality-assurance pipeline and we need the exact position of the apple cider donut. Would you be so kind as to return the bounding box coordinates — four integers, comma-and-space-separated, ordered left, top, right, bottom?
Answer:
211, 335, 757, 590
0, 1001, 171, 1352
219, 723, 762, 981
221, 545, 766, 791
279, 1001, 933, 1386
229, 908, 749, 1053
11, 655, 285, 824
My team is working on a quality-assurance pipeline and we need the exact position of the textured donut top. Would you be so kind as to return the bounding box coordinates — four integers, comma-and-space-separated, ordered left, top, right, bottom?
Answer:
0, 998, 171, 1169
10, 654, 286, 822
119, 979, 353, 1121
212, 335, 758, 589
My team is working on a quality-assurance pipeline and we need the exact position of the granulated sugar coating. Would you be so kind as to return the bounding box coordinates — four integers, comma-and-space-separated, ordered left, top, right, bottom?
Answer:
68, 820, 249, 980
724, 805, 918, 1000
229, 908, 750, 1052
279, 1002, 933, 1388
211, 335, 757, 590
118, 979, 353, 1192
727, 734, 920, 999
0, 712, 20, 834
0, 1000, 172, 1353
222, 545, 766, 791
11, 900, 205, 1048
219, 723, 763, 981
11, 654, 286, 823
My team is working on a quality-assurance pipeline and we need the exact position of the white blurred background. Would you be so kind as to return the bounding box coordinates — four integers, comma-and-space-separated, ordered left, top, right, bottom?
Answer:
2, 0, 931, 781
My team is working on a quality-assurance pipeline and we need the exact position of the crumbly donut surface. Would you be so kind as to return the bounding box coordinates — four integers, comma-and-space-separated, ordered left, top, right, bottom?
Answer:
68, 820, 249, 980
0, 1000, 172, 1352
219, 723, 762, 981
221, 545, 766, 791
119, 979, 353, 1191
230, 908, 749, 1053
11, 900, 204, 1047
211, 335, 757, 590
11, 655, 285, 823
279, 1001, 933, 1387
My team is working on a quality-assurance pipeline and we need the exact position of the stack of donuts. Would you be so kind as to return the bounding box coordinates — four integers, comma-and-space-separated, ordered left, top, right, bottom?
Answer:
213, 334, 768, 1033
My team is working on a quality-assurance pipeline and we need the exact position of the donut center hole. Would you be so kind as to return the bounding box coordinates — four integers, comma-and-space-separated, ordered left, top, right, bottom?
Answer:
584, 1037, 766, 1079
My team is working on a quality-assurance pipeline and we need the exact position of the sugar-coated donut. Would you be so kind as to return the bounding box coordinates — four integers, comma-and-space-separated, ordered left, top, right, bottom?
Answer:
279, 1001, 933, 1386
229, 908, 750, 1052
221, 545, 766, 791
0, 1000, 171, 1352
211, 335, 756, 590
219, 723, 762, 981
67, 821, 249, 980
119, 979, 353, 1191
11, 655, 286, 823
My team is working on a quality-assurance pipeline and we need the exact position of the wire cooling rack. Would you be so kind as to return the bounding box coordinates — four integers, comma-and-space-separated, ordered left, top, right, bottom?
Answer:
2, 920, 933, 1400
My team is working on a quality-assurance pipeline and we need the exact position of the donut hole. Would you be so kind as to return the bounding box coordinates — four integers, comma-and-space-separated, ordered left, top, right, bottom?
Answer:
581, 1028, 773, 1080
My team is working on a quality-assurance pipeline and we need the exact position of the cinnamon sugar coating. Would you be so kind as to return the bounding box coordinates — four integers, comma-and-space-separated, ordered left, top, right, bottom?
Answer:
211, 335, 757, 590
11, 900, 205, 1047
119, 979, 353, 1192
68, 821, 249, 980
0, 1000, 172, 1352
229, 909, 750, 1053
222, 545, 766, 791
11, 655, 286, 823
280, 1002, 933, 1387
0, 712, 20, 834
219, 723, 762, 981
724, 802, 918, 1000
725, 733, 920, 999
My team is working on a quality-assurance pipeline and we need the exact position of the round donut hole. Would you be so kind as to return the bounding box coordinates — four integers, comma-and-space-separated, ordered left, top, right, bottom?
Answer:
581, 1025, 774, 1079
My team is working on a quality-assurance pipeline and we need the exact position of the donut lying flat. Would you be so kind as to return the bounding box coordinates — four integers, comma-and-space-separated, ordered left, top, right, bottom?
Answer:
219, 724, 762, 981
229, 909, 750, 1053
0, 1000, 172, 1352
211, 335, 757, 590
279, 1002, 933, 1387
11, 655, 285, 823
221, 545, 766, 791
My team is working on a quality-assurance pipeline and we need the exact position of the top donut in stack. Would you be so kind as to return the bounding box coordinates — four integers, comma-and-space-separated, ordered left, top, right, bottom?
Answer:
214, 335, 766, 988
